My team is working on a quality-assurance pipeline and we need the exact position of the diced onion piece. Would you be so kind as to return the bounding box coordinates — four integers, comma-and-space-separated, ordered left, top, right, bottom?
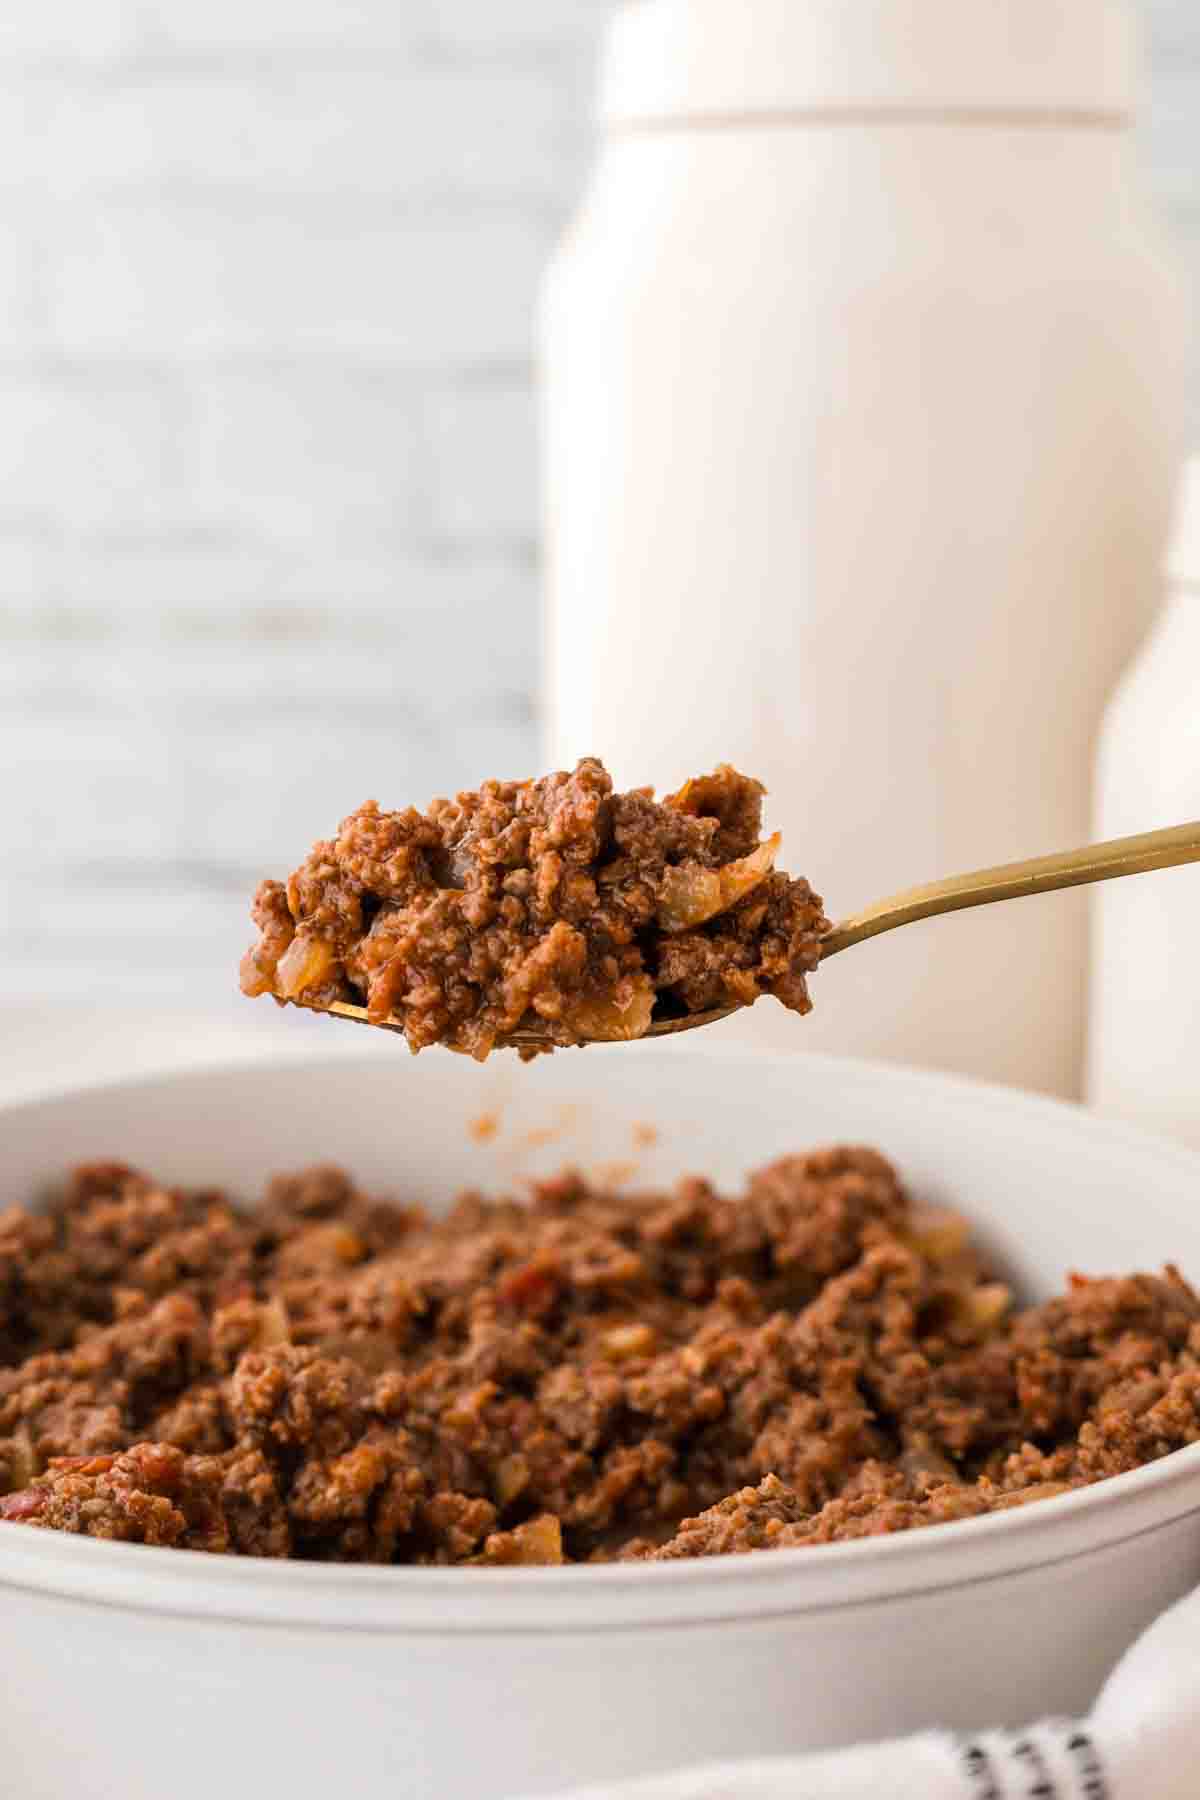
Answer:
897, 1439, 957, 1486
904, 1208, 971, 1269
275, 933, 336, 998
503, 1513, 564, 1565
601, 1323, 656, 1361
567, 976, 655, 1043
657, 834, 780, 933
445, 1382, 499, 1431
657, 866, 723, 934
955, 1282, 1011, 1334
6, 1428, 36, 1489
258, 1298, 291, 1346
494, 1455, 531, 1506
238, 947, 277, 998
996, 1482, 1072, 1510
279, 1223, 365, 1272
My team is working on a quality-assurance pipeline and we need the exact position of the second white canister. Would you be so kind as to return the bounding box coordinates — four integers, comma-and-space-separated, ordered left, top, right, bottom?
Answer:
540, 0, 1186, 1096
1089, 461, 1200, 1144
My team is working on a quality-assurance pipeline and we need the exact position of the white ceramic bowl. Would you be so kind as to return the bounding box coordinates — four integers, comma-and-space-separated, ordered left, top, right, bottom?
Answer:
3, 1045, 1200, 1800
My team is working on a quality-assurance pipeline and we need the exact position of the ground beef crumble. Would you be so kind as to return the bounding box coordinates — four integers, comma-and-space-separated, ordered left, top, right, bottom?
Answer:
239, 759, 829, 1058
2, 1153, 1199, 1565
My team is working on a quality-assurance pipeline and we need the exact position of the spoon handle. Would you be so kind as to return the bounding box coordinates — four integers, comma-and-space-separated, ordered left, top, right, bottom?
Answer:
820, 819, 1200, 960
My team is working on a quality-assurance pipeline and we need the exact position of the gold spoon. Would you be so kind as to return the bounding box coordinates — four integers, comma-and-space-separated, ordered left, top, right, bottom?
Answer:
288, 819, 1200, 1052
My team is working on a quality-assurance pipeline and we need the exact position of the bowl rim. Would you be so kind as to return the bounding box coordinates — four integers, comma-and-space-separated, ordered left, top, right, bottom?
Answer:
3, 1044, 1200, 1633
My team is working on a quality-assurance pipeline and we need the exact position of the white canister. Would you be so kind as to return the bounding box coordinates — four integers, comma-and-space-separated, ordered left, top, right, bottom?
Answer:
539, 0, 1186, 1097
1088, 461, 1200, 1143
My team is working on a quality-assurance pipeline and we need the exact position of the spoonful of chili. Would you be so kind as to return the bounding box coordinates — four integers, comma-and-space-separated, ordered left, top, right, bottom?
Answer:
238, 759, 1200, 1060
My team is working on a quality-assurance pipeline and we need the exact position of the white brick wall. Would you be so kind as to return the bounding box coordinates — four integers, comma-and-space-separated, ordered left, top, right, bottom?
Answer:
427, 374, 539, 541
150, 3, 424, 55
0, 0, 1195, 1006
47, 204, 551, 358
37, 70, 566, 203
0, 4, 138, 60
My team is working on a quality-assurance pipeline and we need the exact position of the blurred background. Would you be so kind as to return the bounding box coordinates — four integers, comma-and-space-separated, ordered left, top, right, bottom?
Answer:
0, 0, 1195, 1014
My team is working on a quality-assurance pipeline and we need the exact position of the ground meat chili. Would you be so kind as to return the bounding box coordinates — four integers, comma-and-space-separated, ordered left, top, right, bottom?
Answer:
4, 1152, 1200, 1565
238, 759, 830, 1057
